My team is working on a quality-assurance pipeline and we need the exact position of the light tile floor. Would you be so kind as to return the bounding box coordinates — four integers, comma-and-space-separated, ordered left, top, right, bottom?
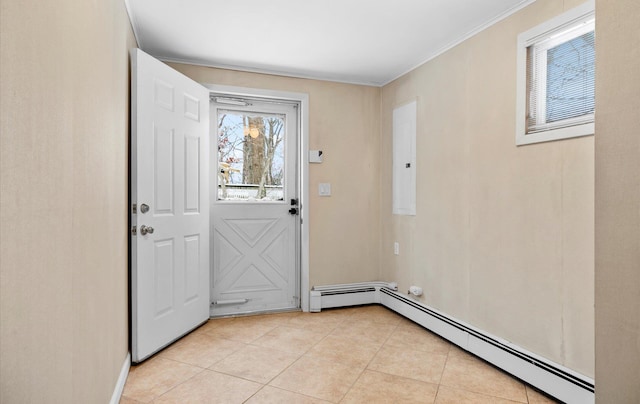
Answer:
121, 305, 559, 403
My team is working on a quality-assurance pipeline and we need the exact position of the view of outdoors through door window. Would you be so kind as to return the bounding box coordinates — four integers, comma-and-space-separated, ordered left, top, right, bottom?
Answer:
217, 110, 285, 201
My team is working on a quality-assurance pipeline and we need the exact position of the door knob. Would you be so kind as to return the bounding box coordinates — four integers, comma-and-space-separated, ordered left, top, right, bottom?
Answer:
140, 225, 154, 235
289, 208, 298, 215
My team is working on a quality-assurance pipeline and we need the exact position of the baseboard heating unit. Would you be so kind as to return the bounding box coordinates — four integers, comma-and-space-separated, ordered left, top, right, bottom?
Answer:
310, 282, 594, 404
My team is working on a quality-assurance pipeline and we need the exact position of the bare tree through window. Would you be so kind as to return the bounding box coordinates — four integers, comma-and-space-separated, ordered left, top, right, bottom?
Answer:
216, 110, 285, 201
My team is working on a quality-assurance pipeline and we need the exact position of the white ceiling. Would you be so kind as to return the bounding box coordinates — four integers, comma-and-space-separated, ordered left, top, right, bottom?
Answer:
126, 0, 535, 86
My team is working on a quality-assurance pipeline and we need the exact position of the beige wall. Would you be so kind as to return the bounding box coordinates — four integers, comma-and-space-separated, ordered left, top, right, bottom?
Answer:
0, 0, 135, 401
168, 63, 381, 287
380, 0, 595, 376
595, 0, 640, 401
5, 0, 637, 399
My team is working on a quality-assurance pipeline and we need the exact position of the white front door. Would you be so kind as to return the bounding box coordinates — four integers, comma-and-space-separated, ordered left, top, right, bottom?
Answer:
210, 98, 299, 316
131, 49, 210, 362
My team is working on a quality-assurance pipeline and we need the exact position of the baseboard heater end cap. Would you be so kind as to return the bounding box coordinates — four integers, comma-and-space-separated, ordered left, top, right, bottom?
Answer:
309, 290, 321, 312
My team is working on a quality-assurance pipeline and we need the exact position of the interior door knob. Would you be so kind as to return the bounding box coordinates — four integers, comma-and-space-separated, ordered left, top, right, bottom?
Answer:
140, 225, 154, 235
289, 208, 298, 215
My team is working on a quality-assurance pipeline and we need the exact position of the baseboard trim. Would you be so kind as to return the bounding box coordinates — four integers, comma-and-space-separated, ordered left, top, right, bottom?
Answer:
110, 352, 131, 404
311, 282, 594, 404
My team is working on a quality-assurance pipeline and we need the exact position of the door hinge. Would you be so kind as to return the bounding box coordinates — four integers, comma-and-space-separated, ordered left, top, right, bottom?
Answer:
132, 203, 137, 214
131, 225, 137, 236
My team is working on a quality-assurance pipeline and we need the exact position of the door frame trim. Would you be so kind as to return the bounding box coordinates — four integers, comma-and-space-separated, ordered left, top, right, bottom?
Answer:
203, 83, 310, 312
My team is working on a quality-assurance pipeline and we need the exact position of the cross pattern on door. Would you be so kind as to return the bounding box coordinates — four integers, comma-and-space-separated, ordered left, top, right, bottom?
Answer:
213, 217, 292, 298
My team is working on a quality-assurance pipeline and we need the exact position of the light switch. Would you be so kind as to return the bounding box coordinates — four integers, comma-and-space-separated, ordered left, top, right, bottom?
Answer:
318, 183, 331, 196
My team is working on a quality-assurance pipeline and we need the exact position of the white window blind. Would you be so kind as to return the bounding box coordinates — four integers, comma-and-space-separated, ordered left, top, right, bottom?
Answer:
527, 19, 595, 134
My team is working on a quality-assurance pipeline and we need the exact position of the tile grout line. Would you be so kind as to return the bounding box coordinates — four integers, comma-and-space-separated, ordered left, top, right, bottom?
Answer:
439, 346, 531, 404
440, 349, 533, 403
207, 319, 313, 387
432, 345, 455, 404
332, 312, 373, 404
241, 383, 268, 403
205, 314, 327, 401
239, 314, 354, 402
336, 311, 404, 403
148, 366, 208, 403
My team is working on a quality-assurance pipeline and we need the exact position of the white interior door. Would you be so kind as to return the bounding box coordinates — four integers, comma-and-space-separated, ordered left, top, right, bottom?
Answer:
211, 98, 299, 316
131, 49, 210, 362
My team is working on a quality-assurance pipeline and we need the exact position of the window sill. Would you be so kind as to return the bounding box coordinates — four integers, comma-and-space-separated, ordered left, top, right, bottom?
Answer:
516, 122, 594, 146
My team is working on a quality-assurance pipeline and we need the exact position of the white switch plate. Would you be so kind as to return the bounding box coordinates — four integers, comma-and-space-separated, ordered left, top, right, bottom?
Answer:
394, 242, 399, 255
318, 183, 331, 196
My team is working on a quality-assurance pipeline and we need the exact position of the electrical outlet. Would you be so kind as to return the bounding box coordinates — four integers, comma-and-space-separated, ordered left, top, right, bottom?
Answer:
394, 242, 399, 255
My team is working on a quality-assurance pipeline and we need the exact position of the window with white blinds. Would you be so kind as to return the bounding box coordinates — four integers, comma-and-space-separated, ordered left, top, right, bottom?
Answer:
516, 1, 595, 145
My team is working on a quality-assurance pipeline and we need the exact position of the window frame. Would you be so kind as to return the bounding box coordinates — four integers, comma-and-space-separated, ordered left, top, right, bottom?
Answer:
515, 0, 595, 146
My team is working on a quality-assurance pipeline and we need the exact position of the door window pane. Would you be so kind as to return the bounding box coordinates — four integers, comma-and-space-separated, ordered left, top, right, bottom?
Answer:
217, 110, 285, 201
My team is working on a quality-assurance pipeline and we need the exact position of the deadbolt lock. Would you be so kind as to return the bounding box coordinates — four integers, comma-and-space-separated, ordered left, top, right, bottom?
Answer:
139, 203, 150, 214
